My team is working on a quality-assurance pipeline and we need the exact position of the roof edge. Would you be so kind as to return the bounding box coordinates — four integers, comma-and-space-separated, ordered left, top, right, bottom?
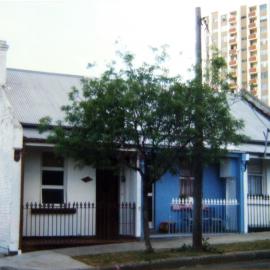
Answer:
241, 89, 270, 119
7, 68, 84, 79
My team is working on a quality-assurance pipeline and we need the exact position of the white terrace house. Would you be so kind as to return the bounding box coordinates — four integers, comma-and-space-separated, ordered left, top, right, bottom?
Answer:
0, 41, 142, 254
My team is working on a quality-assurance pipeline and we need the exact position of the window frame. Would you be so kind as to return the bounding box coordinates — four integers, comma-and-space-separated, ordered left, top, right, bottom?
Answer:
40, 153, 66, 204
248, 159, 263, 196
180, 176, 194, 198
248, 173, 263, 196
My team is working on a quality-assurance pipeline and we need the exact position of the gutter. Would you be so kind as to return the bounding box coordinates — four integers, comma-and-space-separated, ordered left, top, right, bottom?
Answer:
91, 250, 270, 270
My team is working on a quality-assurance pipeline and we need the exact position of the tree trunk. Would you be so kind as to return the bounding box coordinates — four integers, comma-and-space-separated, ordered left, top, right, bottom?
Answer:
192, 149, 203, 250
142, 168, 154, 253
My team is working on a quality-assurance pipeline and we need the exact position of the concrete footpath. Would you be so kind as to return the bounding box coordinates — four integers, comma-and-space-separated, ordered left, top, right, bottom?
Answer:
1, 232, 270, 270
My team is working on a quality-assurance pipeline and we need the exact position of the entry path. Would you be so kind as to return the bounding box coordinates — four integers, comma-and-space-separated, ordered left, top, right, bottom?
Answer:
0, 232, 270, 270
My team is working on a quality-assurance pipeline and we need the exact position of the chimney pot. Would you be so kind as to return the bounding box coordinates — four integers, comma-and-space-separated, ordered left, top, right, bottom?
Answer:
0, 40, 9, 87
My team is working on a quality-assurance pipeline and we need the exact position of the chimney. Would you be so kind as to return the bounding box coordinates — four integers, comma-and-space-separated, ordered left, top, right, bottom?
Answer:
0, 40, 9, 87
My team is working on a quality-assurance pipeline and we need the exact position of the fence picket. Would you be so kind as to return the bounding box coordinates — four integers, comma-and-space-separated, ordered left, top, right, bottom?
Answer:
169, 197, 239, 234
247, 195, 270, 231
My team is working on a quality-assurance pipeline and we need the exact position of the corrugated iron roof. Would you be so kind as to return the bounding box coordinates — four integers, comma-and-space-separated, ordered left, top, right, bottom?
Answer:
3, 68, 270, 145
229, 95, 270, 142
5, 68, 82, 125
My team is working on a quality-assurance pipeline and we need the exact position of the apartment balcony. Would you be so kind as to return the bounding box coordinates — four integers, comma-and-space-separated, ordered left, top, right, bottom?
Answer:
251, 88, 257, 95
229, 83, 237, 90
229, 60, 237, 66
249, 45, 257, 51
249, 78, 257, 85
230, 71, 237, 78
229, 39, 237, 44
229, 17, 236, 23
248, 11, 256, 18
229, 49, 237, 55
248, 33, 257, 40
249, 56, 257, 62
248, 22, 256, 29
249, 67, 257, 73
229, 27, 237, 33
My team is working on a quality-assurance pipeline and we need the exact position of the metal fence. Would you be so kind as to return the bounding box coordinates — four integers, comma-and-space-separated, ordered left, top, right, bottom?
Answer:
23, 202, 136, 238
164, 198, 239, 234
248, 195, 270, 231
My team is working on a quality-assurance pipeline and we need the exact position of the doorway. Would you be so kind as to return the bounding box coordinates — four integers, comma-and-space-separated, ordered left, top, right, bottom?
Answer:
96, 169, 119, 239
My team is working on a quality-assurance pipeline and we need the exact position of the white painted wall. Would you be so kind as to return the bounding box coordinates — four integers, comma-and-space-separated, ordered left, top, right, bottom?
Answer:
119, 164, 142, 237
24, 151, 96, 204
0, 89, 23, 254
66, 158, 96, 203
24, 149, 41, 203
23, 151, 142, 238
119, 166, 137, 203
23, 151, 97, 236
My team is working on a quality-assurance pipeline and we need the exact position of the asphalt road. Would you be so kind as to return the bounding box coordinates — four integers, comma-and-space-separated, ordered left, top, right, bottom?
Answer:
162, 259, 270, 270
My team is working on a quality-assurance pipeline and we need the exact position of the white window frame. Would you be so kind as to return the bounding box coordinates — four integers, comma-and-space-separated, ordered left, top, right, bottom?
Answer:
41, 155, 65, 204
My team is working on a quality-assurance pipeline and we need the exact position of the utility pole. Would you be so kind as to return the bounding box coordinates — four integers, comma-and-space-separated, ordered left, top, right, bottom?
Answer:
192, 6, 204, 250
195, 7, 202, 83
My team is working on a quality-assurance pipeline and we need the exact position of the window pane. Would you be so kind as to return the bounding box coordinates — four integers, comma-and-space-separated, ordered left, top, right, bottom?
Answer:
42, 189, 63, 204
180, 178, 194, 197
42, 152, 64, 167
42, 170, 64, 185
248, 175, 262, 195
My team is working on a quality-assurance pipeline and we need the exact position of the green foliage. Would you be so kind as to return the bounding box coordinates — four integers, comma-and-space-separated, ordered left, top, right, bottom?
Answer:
39, 47, 245, 176
39, 47, 246, 252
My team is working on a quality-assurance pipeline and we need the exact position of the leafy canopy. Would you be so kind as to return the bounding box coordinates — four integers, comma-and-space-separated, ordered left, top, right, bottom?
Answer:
39, 48, 245, 179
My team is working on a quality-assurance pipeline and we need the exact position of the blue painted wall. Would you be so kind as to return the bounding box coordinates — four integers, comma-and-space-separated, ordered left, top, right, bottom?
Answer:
154, 172, 179, 230
203, 164, 225, 198
154, 154, 243, 232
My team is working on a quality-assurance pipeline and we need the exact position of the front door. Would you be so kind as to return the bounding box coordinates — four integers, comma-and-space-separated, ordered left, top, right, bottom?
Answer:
96, 169, 119, 239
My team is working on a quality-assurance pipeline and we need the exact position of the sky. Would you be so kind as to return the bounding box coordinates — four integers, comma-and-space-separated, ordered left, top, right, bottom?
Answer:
0, 0, 266, 80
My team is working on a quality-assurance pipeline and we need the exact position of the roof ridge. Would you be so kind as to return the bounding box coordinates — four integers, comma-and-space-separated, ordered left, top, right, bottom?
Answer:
7, 68, 84, 78
241, 90, 270, 118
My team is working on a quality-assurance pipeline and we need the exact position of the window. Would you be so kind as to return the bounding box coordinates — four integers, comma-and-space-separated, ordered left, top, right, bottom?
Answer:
260, 26, 267, 33
260, 38, 267, 46
261, 71, 268, 80
180, 165, 193, 197
41, 152, 65, 204
261, 83, 268, 91
221, 15, 227, 23
261, 50, 268, 56
248, 159, 263, 195
261, 61, 268, 68
260, 4, 267, 12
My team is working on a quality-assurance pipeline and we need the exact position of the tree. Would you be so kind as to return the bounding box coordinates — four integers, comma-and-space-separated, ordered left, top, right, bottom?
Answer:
185, 79, 245, 250
40, 48, 195, 252
40, 48, 245, 252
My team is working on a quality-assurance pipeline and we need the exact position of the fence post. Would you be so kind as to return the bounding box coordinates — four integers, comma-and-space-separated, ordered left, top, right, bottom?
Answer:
240, 153, 249, 233
135, 170, 142, 238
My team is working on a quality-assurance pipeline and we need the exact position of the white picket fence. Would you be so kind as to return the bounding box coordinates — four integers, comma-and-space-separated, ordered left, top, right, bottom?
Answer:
247, 195, 270, 231
166, 198, 239, 234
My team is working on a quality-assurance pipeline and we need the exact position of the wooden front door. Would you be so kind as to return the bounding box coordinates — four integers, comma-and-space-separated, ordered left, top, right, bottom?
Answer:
96, 169, 119, 239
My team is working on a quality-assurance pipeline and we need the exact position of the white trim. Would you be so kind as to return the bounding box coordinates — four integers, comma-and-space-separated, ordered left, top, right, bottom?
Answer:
40, 152, 66, 203
243, 166, 248, 233
135, 159, 142, 237
42, 166, 64, 171
25, 142, 55, 147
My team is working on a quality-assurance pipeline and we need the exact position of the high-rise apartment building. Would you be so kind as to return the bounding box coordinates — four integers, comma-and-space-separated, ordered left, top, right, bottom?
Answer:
202, 3, 270, 105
